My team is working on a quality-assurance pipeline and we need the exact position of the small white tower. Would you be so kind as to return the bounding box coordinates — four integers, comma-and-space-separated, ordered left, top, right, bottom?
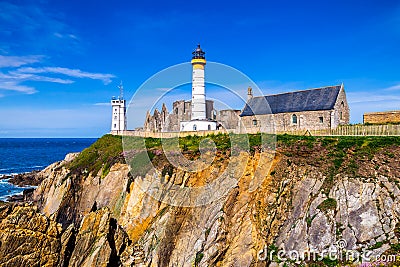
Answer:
111, 82, 127, 133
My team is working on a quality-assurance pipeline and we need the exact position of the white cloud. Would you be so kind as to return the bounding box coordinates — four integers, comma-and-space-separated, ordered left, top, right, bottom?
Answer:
156, 87, 172, 92
94, 102, 111, 106
0, 55, 42, 68
347, 91, 400, 104
53, 32, 79, 40
2, 71, 74, 84
0, 54, 116, 95
17, 66, 115, 84
383, 84, 400, 91
0, 81, 36, 94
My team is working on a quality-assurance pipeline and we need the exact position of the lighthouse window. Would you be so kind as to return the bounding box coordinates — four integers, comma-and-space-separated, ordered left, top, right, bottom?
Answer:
114, 108, 117, 112
114, 124, 117, 128
114, 116, 117, 120
208, 124, 211, 130
193, 124, 197, 131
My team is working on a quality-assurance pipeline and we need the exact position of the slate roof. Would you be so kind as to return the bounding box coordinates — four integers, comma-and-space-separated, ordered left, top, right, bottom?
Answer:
240, 85, 342, 116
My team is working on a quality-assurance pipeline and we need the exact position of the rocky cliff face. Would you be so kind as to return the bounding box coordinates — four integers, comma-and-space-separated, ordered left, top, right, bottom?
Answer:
1, 135, 400, 266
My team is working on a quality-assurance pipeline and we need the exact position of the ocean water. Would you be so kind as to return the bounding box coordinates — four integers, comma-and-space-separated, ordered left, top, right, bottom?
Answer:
0, 138, 97, 201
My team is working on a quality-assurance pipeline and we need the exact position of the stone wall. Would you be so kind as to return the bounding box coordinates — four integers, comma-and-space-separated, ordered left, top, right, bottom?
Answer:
240, 110, 333, 132
216, 109, 241, 129
332, 86, 350, 128
364, 111, 400, 124
144, 100, 216, 132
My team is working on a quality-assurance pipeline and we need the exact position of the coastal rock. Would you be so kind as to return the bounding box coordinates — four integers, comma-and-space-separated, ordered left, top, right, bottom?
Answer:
68, 207, 128, 267
0, 204, 62, 266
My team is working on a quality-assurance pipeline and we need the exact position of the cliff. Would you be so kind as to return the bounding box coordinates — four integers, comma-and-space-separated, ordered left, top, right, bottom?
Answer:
1, 134, 400, 266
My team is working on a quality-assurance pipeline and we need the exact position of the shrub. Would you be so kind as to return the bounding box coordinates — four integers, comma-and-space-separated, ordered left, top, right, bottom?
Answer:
317, 198, 337, 211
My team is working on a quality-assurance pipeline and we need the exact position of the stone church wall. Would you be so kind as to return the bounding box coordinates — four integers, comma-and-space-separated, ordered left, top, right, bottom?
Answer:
240, 110, 333, 132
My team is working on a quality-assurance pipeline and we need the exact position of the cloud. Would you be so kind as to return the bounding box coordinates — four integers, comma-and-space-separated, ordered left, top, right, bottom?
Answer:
0, 55, 116, 95
53, 32, 79, 40
156, 87, 172, 92
2, 71, 74, 84
94, 102, 111, 106
0, 81, 36, 94
347, 91, 400, 104
17, 67, 115, 84
383, 84, 400, 91
0, 55, 43, 68
0, 70, 73, 94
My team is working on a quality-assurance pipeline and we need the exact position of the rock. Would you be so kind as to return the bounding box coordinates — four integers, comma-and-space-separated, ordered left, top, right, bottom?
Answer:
0, 204, 62, 266
8, 170, 42, 186
58, 224, 76, 267
68, 207, 128, 267
64, 152, 80, 162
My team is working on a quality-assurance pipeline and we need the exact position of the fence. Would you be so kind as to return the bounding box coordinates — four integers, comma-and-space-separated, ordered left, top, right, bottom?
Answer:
111, 124, 400, 138
277, 124, 400, 136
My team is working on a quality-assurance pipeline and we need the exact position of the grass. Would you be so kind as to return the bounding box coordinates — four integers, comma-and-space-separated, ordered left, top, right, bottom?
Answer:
194, 252, 204, 266
67, 134, 123, 177
317, 198, 337, 211
66, 133, 400, 182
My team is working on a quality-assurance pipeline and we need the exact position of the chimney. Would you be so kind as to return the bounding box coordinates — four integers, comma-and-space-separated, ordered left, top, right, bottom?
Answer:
247, 86, 253, 101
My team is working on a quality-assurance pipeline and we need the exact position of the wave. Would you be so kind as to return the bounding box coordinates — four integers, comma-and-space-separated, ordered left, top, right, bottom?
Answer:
0, 165, 45, 172
0, 182, 36, 202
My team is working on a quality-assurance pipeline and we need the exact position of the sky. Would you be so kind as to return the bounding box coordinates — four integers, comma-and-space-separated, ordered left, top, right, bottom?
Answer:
0, 0, 399, 137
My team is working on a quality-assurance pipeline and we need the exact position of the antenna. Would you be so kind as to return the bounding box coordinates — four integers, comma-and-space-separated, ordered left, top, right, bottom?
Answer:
118, 81, 124, 100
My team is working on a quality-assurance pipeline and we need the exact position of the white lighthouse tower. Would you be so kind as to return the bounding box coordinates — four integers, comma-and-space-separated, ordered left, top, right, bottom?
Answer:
180, 44, 217, 131
111, 82, 127, 134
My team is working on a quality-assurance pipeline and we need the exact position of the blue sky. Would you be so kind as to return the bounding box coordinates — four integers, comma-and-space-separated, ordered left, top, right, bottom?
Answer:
0, 0, 399, 137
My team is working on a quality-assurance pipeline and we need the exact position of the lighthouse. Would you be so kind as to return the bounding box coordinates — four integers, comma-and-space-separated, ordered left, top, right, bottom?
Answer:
180, 44, 217, 131
191, 44, 207, 120
110, 82, 127, 133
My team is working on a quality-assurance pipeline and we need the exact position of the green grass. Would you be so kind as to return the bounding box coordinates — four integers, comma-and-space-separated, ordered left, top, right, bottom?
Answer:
194, 252, 204, 266
67, 134, 123, 177
317, 198, 337, 211
66, 134, 400, 182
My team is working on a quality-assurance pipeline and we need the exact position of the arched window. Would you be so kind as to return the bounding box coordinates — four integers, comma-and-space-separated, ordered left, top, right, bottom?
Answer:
341, 101, 344, 108
208, 124, 211, 130
175, 108, 178, 114
292, 114, 297, 124
193, 124, 197, 131
340, 111, 343, 120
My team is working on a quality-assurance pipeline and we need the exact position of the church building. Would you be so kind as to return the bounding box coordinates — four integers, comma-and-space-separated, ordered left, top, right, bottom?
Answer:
241, 84, 350, 131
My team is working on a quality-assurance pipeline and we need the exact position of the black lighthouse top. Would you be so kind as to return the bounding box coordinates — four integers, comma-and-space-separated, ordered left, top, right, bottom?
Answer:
192, 44, 205, 59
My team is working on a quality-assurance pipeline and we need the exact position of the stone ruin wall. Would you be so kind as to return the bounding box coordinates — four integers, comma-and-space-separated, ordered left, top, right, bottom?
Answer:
364, 111, 400, 124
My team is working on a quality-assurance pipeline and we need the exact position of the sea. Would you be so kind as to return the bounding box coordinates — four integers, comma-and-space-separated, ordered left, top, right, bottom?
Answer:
0, 138, 97, 201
